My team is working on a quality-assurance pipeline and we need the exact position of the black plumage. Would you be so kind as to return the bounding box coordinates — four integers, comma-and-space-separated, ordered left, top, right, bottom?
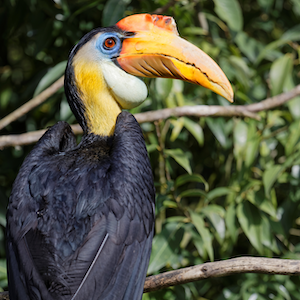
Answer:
7, 22, 156, 299
7, 112, 155, 299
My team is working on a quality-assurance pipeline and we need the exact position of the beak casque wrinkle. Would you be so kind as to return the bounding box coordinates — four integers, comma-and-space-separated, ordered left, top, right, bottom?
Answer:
116, 14, 234, 103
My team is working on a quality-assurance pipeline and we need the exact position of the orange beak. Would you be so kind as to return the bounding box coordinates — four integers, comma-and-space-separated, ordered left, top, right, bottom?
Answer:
116, 14, 233, 102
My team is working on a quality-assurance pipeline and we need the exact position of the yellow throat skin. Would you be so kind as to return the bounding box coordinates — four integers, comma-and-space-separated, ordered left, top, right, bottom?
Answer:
73, 58, 122, 137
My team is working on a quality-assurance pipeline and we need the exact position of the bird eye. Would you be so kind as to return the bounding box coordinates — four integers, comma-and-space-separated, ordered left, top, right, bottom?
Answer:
103, 38, 116, 50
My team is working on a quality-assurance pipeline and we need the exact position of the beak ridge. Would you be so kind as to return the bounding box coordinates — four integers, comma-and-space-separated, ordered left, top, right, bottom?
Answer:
116, 14, 234, 103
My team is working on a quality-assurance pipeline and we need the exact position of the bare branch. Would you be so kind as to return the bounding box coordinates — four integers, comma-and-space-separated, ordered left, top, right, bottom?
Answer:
0, 292, 9, 300
143, 257, 300, 293
0, 124, 82, 149
134, 104, 260, 123
1, 84, 300, 149
0, 257, 299, 298
246, 84, 300, 112
0, 105, 257, 149
0, 76, 64, 131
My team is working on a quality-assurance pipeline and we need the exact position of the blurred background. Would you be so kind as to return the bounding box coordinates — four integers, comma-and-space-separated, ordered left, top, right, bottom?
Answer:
1, 0, 300, 299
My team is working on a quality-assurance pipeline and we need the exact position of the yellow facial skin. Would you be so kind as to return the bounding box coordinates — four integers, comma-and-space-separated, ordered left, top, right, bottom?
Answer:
116, 14, 234, 103
73, 57, 122, 136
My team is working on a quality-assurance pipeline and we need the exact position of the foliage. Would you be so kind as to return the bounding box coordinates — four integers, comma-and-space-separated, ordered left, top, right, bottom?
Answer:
1, 0, 300, 298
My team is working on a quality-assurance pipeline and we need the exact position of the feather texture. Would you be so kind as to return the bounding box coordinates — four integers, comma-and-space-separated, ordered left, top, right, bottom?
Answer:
7, 112, 155, 300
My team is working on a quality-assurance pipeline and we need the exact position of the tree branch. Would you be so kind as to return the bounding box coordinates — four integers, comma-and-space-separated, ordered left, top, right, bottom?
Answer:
0, 292, 8, 300
246, 84, 300, 112
0, 105, 258, 149
0, 256, 299, 298
0, 76, 64, 131
143, 257, 300, 293
1, 85, 300, 149
0, 124, 82, 149
134, 104, 260, 123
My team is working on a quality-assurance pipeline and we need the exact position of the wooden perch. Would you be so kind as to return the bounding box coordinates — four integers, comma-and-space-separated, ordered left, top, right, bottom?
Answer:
143, 256, 300, 293
1, 83, 300, 149
0, 256, 299, 298
0, 76, 64, 131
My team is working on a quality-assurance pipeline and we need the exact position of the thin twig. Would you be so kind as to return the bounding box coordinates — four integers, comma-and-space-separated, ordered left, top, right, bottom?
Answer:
143, 256, 300, 293
0, 76, 64, 131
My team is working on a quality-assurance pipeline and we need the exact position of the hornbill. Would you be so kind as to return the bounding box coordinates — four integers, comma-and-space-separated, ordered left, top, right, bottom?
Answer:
6, 14, 233, 300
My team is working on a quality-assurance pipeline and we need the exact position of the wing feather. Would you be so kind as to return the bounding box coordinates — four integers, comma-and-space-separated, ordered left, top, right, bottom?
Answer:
7, 113, 155, 300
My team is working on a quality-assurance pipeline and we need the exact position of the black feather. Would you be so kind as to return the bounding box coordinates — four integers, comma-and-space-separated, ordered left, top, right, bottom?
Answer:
7, 113, 155, 299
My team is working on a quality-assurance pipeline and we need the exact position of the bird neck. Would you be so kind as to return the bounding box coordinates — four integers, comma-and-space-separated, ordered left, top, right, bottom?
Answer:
66, 59, 122, 136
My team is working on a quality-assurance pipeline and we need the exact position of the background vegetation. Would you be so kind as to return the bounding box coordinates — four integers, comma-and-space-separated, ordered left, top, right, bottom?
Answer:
1, 0, 300, 299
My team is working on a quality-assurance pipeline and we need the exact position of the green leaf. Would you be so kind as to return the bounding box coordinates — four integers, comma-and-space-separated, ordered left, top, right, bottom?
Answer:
225, 203, 239, 243
258, 0, 275, 10
213, 0, 243, 31
206, 187, 232, 201
281, 24, 300, 41
183, 117, 204, 146
285, 120, 300, 156
102, 0, 131, 27
190, 211, 214, 261
287, 96, 300, 120
170, 118, 184, 142
233, 119, 248, 159
269, 54, 293, 96
206, 118, 231, 148
182, 27, 208, 36
146, 144, 158, 153
155, 78, 173, 100
228, 56, 251, 89
202, 205, 226, 242
163, 200, 177, 208
261, 214, 280, 254
274, 284, 291, 300
245, 121, 260, 167
246, 189, 277, 219
285, 73, 300, 119
34, 61, 67, 96
263, 165, 282, 197
256, 24, 300, 64
260, 141, 270, 157
179, 189, 206, 199
191, 230, 206, 258
0, 259, 6, 277
202, 204, 225, 217
234, 32, 263, 63
175, 173, 209, 192
237, 201, 263, 254
148, 223, 184, 274
165, 148, 192, 174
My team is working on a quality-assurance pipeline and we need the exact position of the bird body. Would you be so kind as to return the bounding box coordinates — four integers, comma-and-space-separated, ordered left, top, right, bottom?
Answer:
6, 14, 233, 300
7, 114, 155, 300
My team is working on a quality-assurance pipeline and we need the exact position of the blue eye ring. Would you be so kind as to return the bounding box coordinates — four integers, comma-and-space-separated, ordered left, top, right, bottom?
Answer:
96, 33, 122, 57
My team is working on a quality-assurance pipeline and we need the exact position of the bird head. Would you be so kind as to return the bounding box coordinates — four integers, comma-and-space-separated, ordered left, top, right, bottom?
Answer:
65, 14, 233, 136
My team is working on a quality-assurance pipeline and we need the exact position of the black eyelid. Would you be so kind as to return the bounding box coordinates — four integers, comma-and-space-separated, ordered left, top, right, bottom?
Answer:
124, 31, 135, 37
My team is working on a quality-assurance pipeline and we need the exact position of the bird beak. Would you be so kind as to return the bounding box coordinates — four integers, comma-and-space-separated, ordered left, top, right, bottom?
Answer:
116, 14, 233, 103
